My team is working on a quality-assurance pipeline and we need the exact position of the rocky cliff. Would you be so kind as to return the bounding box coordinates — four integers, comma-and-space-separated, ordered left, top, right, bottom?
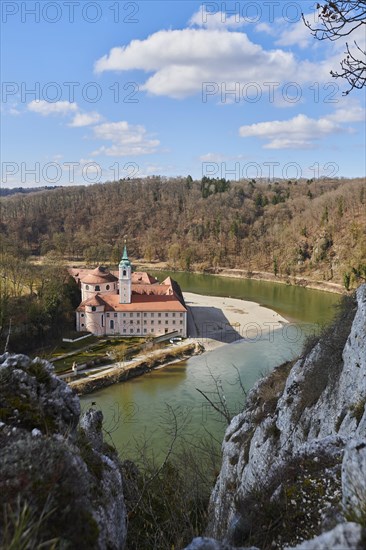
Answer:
0, 353, 127, 549
186, 284, 366, 550
1, 285, 365, 550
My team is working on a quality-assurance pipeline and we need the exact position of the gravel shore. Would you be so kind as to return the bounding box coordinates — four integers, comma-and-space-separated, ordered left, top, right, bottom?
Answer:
184, 292, 288, 351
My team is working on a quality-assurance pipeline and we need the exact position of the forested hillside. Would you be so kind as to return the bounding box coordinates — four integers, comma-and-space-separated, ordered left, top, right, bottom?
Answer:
1, 176, 365, 287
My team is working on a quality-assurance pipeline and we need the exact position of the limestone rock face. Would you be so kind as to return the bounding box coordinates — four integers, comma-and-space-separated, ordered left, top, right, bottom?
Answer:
286, 522, 364, 550
184, 537, 259, 550
0, 353, 127, 549
206, 285, 366, 549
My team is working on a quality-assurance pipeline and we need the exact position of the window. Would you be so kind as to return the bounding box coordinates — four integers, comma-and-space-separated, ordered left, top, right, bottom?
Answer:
144, 328, 147, 333
180, 321, 183, 325
151, 320, 154, 324
158, 313, 161, 317
137, 320, 140, 325
86, 285, 89, 290
123, 270, 127, 276
158, 320, 161, 325
165, 329, 169, 334
165, 313, 169, 317
92, 306, 96, 312
95, 285, 100, 291
81, 323, 85, 327
180, 313, 183, 317
110, 320, 114, 329
106, 313, 110, 318
130, 328, 133, 334
81, 313, 84, 317
130, 320, 133, 324
151, 328, 155, 333
144, 313, 147, 317
123, 328, 126, 333
144, 320, 147, 325
130, 313, 133, 317
172, 313, 175, 317
165, 321, 168, 325
114, 313, 118, 318
151, 313, 154, 317
101, 315, 104, 327
173, 321, 176, 325
123, 313, 126, 317
136, 312, 140, 317
106, 285, 110, 290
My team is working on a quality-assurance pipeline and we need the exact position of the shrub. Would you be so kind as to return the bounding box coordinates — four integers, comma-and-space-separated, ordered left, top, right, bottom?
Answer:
232, 451, 343, 549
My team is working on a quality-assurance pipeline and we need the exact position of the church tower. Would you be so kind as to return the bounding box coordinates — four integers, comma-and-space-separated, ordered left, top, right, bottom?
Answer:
119, 243, 132, 304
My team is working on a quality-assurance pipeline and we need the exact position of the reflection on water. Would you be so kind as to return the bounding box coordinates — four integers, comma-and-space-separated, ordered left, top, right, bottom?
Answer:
80, 274, 340, 459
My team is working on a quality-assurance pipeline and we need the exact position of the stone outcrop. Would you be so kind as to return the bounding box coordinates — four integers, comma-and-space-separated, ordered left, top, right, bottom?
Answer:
186, 285, 366, 549
0, 353, 127, 549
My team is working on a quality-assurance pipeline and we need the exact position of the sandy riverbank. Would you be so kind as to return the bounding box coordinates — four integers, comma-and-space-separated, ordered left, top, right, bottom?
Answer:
185, 292, 288, 352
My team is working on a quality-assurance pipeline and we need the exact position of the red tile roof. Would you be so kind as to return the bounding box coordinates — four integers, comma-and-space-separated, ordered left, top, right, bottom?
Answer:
77, 294, 108, 311
80, 267, 118, 284
110, 270, 158, 285
78, 293, 186, 313
131, 284, 173, 296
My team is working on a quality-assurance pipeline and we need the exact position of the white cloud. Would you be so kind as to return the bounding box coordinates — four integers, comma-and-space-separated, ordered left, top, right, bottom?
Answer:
94, 28, 331, 99
199, 152, 249, 162
68, 111, 102, 127
263, 10, 366, 53
91, 121, 160, 157
27, 101, 102, 127
275, 17, 314, 49
189, 6, 245, 29
239, 113, 345, 149
9, 106, 21, 116
239, 101, 365, 149
1, 102, 22, 116
199, 152, 228, 162
78, 158, 100, 173
328, 99, 366, 123
255, 12, 318, 49
28, 100, 78, 116
26, 98, 157, 158
255, 22, 275, 35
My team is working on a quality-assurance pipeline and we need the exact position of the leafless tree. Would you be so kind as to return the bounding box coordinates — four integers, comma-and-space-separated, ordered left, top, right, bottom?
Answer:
303, 1, 366, 94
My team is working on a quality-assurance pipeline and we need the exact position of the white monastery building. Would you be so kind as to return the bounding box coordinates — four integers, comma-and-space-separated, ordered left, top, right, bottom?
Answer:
71, 246, 187, 337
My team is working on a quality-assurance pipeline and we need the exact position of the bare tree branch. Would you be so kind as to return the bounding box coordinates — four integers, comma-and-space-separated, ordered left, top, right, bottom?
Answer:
303, 1, 366, 94
196, 387, 232, 424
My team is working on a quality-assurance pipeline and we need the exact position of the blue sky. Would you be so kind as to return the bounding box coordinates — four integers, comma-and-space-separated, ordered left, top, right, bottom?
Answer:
1, 0, 365, 187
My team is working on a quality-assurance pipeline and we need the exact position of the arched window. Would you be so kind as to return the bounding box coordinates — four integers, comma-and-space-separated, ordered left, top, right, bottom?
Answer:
92, 306, 96, 312
95, 285, 100, 291
123, 270, 127, 277
110, 320, 114, 330
106, 285, 110, 290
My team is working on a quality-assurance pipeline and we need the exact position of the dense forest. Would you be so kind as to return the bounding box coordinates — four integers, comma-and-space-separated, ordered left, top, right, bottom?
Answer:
1, 176, 365, 284
0, 186, 60, 197
0, 175, 365, 352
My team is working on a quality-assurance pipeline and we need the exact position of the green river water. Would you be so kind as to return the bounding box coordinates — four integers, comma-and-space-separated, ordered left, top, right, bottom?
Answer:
80, 272, 341, 460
